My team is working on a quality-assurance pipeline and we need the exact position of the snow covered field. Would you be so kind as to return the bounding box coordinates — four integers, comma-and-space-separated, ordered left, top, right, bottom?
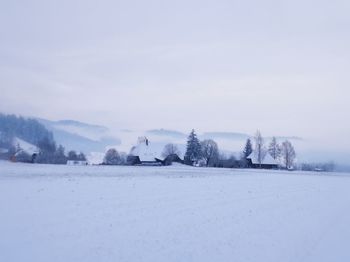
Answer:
1, 162, 350, 262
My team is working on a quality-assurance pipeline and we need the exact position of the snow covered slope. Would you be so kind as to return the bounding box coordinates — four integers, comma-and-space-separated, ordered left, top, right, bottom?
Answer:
1, 162, 350, 262
13, 137, 39, 155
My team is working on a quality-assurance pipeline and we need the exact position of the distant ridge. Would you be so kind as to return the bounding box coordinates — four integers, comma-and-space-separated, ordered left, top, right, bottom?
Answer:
202, 132, 303, 141
146, 129, 187, 139
37, 118, 108, 131
202, 132, 249, 140
271, 136, 303, 141
36, 118, 120, 153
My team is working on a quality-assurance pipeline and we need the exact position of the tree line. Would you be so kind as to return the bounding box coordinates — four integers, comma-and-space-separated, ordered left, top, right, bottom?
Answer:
182, 129, 296, 169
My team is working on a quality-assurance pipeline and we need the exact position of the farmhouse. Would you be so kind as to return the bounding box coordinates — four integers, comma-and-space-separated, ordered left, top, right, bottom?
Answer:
246, 152, 279, 169
127, 137, 163, 166
127, 137, 183, 166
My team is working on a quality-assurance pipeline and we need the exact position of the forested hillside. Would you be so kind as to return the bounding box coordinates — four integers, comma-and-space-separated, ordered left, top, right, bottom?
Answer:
0, 113, 54, 149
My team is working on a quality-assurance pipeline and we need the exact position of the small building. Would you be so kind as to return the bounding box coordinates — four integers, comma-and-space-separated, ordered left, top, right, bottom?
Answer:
67, 160, 88, 166
246, 152, 279, 169
163, 153, 184, 166
128, 137, 182, 166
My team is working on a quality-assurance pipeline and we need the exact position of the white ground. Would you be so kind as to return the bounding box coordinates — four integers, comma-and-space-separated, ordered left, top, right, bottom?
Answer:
1, 161, 350, 262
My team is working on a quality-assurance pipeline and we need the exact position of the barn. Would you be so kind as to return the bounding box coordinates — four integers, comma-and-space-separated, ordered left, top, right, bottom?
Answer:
127, 137, 183, 166
127, 137, 163, 166
246, 152, 279, 169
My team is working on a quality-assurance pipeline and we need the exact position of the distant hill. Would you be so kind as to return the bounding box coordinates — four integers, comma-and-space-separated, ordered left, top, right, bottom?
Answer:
36, 118, 121, 153
271, 136, 303, 141
202, 132, 250, 140
146, 129, 187, 139
201, 132, 303, 142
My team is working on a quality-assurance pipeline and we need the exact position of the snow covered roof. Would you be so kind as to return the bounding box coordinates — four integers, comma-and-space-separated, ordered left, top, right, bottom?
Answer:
129, 137, 162, 162
247, 152, 278, 165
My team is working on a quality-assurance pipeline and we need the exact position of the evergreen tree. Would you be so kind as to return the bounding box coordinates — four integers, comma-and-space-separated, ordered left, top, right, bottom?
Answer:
240, 138, 253, 168
54, 145, 68, 164
242, 138, 253, 159
68, 150, 79, 160
35, 137, 57, 164
184, 129, 202, 165
37, 136, 56, 153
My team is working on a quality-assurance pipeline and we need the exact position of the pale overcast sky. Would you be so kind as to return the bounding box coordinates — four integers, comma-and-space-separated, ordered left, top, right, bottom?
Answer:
0, 0, 349, 152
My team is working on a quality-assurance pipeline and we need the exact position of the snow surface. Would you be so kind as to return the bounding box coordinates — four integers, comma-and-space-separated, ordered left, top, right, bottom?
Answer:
13, 137, 39, 155
1, 161, 350, 262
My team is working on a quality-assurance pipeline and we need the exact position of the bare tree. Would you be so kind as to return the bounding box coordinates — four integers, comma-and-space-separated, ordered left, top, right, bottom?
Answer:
119, 152, 128, 165
254, 130, 266, 168
241, 138, 253, 167
281, 140, 296, 169
162, 143, 180, 158
200, 139, 219, 167
268, 137, 281, 160
103, 148, 121, 165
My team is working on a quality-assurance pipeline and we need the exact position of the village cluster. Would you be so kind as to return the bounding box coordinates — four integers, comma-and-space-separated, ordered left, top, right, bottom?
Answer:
100, 130, 296, 170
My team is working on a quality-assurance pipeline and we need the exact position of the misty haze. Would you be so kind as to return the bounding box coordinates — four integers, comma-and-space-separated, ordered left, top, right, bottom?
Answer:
1, 1, 350, 262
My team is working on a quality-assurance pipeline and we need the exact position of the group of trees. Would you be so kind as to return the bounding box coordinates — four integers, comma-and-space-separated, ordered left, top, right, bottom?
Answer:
183, 129, 297, 169
184, 129, 220, 167
241, 130, 296, 169
162, 143, 181, 158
